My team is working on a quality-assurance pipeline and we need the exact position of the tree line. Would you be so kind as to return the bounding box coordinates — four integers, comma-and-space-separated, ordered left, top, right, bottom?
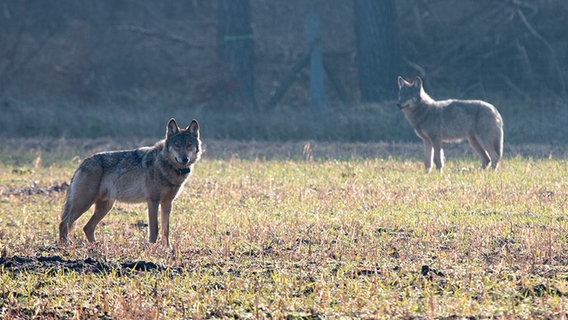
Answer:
0, 0, 565, 110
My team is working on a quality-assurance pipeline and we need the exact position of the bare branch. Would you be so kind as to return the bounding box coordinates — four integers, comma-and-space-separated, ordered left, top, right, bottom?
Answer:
516, 8, 566, 95
116, 25, 211, 50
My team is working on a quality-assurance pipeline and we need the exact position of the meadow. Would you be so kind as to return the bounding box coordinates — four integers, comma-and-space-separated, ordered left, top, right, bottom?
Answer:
0, 139, 567, 319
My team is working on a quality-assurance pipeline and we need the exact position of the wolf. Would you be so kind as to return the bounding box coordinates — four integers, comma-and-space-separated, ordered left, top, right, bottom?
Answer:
397, 76, 503, 172
59, 118, 201, 247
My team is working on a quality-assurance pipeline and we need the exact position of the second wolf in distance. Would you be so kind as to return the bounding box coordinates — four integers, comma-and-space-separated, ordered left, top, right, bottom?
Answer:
397, 76, 503, 172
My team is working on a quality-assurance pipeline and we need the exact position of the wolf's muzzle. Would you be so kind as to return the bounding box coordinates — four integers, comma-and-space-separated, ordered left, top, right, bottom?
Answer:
175, 155, 190, 165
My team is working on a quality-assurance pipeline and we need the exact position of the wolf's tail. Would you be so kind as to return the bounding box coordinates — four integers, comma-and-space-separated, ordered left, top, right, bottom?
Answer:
495, 131, 503, 160
59, 181, 76, 243
491, 117, 504, 169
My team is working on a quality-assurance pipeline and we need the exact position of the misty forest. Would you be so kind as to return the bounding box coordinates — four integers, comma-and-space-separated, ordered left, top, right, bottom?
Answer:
0, 0, 566, 142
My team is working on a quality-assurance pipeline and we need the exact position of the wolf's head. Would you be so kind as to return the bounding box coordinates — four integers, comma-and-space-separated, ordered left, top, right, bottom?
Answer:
397, 76, 423, 110
164, 118, 202, 170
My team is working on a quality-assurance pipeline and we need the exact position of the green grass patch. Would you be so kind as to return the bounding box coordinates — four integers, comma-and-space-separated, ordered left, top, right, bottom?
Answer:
0, 141, 567, 318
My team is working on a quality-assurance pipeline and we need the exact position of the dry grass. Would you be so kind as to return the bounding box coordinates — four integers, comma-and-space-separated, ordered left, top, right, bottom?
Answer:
0, 140, 567, 318
2, 95, 568, 146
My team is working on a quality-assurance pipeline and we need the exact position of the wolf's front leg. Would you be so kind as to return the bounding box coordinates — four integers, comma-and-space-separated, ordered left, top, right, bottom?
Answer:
433, 145, 445, 172
160, 200, 172, 248
147, 199, 160, 243
422, 140, 434, 172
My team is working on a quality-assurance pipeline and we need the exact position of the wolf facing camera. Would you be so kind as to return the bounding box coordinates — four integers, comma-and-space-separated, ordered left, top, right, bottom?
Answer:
59, 118, 201, 247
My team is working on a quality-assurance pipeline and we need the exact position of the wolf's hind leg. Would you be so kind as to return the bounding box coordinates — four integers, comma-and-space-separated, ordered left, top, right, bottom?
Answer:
477, 133, 502, 170
59, 182, 98, 243
59, 159, 105, 243
489, 131, 503, 170
488, 138, 502, 170
59, 201, 89, 244
468, 135, 491, 169
83, 199, 114, 243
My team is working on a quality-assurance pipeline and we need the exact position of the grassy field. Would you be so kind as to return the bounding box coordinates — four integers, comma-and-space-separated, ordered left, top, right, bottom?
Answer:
0, 139, 567, 319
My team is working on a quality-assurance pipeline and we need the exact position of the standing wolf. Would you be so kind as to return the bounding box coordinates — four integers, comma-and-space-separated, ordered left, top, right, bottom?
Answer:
397, 76, 503, 172
59, 118, 201, 247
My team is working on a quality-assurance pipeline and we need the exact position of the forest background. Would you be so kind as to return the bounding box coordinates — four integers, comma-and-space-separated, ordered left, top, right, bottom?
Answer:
0, 0, 566, 144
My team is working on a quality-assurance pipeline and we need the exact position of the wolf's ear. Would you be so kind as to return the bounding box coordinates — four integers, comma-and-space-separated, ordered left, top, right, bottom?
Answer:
413, 77, 423, 89
397, 76, 406, 88
187, 119, 200, 137
166, 118, 180, 137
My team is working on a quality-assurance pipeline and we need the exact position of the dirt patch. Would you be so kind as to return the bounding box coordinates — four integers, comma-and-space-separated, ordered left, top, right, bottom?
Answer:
0, 255, 183, 275
0, 181, 69, 197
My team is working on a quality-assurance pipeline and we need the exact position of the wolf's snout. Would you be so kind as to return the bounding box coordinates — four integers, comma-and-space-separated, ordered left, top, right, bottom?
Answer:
178, 156, 189, 165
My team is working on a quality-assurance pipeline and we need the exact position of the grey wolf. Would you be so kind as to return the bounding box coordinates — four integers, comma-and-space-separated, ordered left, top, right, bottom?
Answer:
397, 76, 503, 172
59, 118, 201, 247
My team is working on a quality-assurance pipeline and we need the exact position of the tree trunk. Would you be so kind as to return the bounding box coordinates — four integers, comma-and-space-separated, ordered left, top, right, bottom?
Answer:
306, 13, 326, 115
354, 0, 401, 102
218, 0, 257, 110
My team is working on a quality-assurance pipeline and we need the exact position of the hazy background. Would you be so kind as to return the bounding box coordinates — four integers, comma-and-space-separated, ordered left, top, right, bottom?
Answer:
0, 0, 566, 143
